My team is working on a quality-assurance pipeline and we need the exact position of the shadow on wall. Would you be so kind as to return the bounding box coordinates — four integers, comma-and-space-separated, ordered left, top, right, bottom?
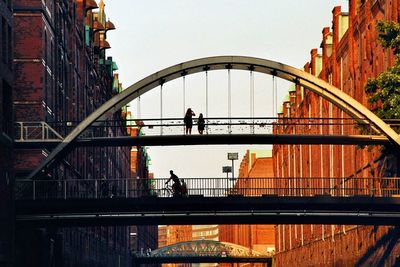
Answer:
355, 226, 400, 267
377, 148, 400, 178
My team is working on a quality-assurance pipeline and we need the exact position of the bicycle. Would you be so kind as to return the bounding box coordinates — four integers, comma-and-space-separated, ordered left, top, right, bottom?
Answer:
162, 184, 175, 197
162, 184, 188, 197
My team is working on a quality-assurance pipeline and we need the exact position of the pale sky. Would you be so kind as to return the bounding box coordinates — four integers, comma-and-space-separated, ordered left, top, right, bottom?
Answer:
104, 1, 349, 179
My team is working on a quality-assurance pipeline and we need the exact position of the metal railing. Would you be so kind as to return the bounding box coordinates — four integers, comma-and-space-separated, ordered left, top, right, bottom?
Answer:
15, 121, 63, 141
42, 117, 377, 137
14, 177, 400, 200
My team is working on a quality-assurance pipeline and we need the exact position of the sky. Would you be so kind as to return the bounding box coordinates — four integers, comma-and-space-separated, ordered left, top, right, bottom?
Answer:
104, 0, 349, 179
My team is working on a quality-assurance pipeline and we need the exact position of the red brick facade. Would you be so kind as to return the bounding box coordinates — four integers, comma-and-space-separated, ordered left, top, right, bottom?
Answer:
158, 225, 192, 248
13, 0, 132, 266
273, 1, 400, 266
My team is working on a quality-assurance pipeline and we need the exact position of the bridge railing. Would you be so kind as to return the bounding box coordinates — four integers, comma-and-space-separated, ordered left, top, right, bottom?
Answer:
14, 177, 400, 200
15, 121, 64, 141
40, 117, 376, 137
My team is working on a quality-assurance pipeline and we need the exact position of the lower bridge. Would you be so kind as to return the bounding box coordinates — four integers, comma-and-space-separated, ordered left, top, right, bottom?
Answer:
15, 177, 400, 227
132, 240, 273, 266
15, 196, 400, 227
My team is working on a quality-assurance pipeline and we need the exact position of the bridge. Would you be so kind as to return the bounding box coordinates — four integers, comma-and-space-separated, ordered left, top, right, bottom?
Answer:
15, 177, 400, 227
14, 133, 390, 149
14, 117, 390, 149
19, 56, 400, 180
132, 240, 273, 266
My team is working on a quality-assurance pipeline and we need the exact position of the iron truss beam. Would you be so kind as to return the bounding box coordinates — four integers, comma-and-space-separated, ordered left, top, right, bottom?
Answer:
15, 196, 400, 227
134, 239, 272, 264
14, 134, 389, 149
153, 240, 263, 256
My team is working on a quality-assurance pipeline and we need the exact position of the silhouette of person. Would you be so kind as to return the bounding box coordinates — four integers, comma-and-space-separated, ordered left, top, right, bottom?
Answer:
184, 108, 195, 135
198, 113, 205, 135
165, 170, 182, 196
180, 178, 188, 196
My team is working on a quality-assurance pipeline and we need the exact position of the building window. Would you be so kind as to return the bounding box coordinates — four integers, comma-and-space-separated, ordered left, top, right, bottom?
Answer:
0, 16, 10, 69
2, 17, 6, 64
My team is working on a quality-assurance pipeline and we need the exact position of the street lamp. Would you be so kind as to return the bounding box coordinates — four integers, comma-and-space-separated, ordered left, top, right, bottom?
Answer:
227, 152, 238, 181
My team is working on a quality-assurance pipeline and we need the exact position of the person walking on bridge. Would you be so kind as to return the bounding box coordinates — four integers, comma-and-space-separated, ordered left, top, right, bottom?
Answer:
184, 108, 195, 135
198, 113, 205, 135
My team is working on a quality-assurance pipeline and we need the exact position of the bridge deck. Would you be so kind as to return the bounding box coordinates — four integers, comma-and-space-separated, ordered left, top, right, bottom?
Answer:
14, 134, 389, 149
16, 196, 400, 227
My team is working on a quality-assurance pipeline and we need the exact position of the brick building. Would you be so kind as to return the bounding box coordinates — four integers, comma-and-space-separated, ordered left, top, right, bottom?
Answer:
219, 150, 275, 266
0, 0, 13, 265
273, 1, 400, 266
158, 225, 192, 248
13, 0, 131, 266
157, 225, 218, 250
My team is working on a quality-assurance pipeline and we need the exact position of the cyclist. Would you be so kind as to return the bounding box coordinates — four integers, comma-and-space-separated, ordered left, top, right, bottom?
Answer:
165, 170, 182, 196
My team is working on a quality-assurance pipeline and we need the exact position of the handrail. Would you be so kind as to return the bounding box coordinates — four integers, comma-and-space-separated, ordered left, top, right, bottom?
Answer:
16, 117, 376, 138
15, 121, 64, 141
14, 177, 400, 200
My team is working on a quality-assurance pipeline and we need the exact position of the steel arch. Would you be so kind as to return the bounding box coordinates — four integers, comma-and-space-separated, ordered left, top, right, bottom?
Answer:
27, 56, 400, 179
150, 240, 265, 257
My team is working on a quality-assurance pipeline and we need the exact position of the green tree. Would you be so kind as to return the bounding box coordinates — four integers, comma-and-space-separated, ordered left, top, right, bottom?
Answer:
366, 21, 400, 123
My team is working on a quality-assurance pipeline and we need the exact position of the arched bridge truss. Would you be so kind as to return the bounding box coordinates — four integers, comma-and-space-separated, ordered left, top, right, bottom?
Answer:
27, 56, 400, 179
150, 240, 264, 258
133, 239, 272, 264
